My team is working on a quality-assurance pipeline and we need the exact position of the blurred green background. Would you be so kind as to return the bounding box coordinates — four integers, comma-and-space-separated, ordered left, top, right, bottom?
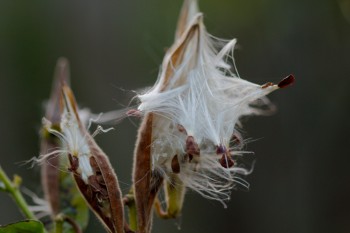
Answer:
1, 0, 350, 232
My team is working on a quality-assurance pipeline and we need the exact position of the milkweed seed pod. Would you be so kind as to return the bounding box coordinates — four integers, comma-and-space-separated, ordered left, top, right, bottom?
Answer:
134, 0, 294, 228
59, 84, 125, 233
38, 80, 125, 233
39, 58, 89, 232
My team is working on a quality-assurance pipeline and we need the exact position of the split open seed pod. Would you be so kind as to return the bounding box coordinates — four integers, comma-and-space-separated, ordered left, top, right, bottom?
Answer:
60, 84, 124, 233
135, 0, 295, 227
40, 58, 89, 232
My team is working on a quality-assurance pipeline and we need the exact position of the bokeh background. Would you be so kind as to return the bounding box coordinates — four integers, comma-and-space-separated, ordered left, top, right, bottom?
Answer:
1, 0, 350, 232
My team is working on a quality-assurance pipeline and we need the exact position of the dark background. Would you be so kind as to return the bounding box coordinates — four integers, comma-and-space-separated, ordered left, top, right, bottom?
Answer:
1, 0, 350, 232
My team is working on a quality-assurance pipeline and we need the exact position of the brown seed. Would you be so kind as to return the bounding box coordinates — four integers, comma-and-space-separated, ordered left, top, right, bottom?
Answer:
278, 74, 295, 88
96, 172, 106, 186
216, 144, 227, 155
87, 175, 108, 198
68, 154, 79, 172
171, 155, 180, 174
177, 124, 187, 134
219, 154, 234, 168
231, 133, 243, 149
186, 136, 200, 156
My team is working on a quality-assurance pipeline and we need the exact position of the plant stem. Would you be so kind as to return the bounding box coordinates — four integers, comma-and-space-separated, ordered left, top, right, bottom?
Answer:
125, 190, 137, 231
128, 202, 137, 231
54, 215, 64, 233
0, 166, 37, 220
54, 214, 82, 233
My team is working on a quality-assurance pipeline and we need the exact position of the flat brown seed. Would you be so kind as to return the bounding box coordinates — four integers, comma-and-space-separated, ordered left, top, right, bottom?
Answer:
219, 154, 234, 168
231, 133, 244, 149
68, 154, 79, 172
216, 144, 227, 155
186, 136, 200, 156
278, 74, 295, 88
177, 124, 187, 134
171, 155, 180, 174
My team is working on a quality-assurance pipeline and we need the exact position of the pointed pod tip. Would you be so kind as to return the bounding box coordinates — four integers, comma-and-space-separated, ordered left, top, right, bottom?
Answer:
278, 74, 295, 88
61, 85, 81, 123
55, 58, 70, 83
57, 57, 69, 67
188, 12, 203, 26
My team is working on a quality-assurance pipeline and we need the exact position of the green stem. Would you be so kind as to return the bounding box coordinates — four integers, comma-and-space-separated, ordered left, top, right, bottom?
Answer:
125, 189, 137, 231
54, 214, 82, 233
128, 201, 137, 231
0, 166, 37, 220
54, 215, 64, 233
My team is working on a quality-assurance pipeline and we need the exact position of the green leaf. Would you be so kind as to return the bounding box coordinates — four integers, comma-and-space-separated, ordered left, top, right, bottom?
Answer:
0, 220, 44, 233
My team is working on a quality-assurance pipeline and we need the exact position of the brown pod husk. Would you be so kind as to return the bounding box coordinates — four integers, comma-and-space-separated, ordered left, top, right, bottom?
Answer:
61, 85, 124, 233
133, 113, 164, 233
132, 14, 203, 233
40, 58, 69, 216
40, 58, 90, 233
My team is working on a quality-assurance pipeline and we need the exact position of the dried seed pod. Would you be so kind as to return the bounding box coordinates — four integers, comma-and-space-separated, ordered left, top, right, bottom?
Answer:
133, 113, 164, 233
40, 58, 69, 216
60, 85, 124, 233
175, 0, 199, 40
39, 58, 89, 232
132, 17, 203, 233
133, 7, 204, 231
136, 0, 295, 227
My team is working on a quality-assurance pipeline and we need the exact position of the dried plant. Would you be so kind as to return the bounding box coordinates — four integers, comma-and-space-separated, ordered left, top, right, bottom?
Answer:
0, 0, 294, 232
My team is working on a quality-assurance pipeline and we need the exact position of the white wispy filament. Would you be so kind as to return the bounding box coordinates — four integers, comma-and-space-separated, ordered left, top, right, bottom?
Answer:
36, 98, 106, 185
137, 4, 293, 204
41, 112, 93, 184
